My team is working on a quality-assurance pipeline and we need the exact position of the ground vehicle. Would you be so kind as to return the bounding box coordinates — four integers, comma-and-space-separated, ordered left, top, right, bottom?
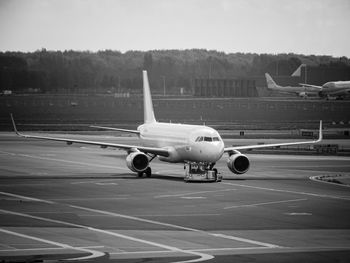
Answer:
184, 162, 222, 182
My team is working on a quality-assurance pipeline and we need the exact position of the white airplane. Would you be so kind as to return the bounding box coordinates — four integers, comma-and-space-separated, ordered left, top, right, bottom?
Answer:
300, 80, 350, 100
11, 71, 322, 180
265, 73, 321, 98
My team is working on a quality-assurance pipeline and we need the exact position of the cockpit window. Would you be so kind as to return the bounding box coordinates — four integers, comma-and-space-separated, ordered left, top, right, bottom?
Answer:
196, 136, 220, 142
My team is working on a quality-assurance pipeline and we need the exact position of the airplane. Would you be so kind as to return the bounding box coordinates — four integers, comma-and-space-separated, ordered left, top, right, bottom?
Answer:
265, 73, 321, 98
299, 80, 350, 100
11, 70, 323, 181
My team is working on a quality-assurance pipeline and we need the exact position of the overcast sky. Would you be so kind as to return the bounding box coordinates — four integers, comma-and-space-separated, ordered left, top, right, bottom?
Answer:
0, 0, 349, 57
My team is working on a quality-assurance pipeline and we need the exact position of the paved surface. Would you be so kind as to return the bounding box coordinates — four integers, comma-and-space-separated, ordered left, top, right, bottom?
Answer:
0, 133, 350, 262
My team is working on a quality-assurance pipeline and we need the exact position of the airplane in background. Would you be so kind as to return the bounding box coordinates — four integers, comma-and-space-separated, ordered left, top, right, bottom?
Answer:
11, 71, 323, 181
289, 64, 350, 100
265, 73, 321, 98
300, 80, 350, 100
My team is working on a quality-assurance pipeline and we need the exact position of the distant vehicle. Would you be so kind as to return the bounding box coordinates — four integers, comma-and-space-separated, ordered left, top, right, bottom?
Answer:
11, 71, 322, 182
0, 90, 12, 96
300, 81, 350, 100
265, 73, 321, 98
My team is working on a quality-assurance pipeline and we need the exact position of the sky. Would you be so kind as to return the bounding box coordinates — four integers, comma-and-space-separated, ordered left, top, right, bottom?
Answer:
0, 0, 349, 57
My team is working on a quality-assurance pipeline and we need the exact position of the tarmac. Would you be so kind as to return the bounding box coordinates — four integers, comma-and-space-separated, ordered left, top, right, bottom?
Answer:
0, 133, 350, 262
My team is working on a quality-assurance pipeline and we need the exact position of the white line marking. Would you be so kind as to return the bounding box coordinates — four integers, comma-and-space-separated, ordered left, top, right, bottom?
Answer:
285, 212, 312, 216
48, 197, 128, 201
0, 191, 280, 260
310, 175, 350, 188
210, 234, 280, 248
222, 182, 350, 201
69, 204, 280, 248
0, 191, 54, 204
224, 198, 307, 210
155, 189, 236, 198
0, 209, 213, 263
0, 150, 129, 171
109, 246, 276, 256
71, 179, 119, 185
0, 228, 105, 261
0, 246, 104, 252
128, 214, 221, 217
181, 197, 206, 200
95, 182, 118, 185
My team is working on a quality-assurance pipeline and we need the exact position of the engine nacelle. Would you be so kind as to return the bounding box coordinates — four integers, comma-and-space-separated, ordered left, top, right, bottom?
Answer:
126, 152, 149, 173
227, 152, 250, 174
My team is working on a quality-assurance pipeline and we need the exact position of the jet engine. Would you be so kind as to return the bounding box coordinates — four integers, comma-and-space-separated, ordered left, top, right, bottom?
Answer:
126, 151, 149, 172
227, 152, 250, 174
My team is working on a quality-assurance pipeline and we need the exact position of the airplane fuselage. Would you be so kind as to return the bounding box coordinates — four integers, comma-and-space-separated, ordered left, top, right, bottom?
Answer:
323, 81, 350, 89
138, 122, 224, 163
320, 81, 350, 97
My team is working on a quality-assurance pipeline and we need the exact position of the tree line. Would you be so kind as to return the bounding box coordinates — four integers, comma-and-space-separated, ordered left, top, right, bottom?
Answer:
0, 49, 349, 94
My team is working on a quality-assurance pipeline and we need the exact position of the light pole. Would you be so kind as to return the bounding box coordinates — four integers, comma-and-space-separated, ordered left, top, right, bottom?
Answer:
162, 76, 166, 96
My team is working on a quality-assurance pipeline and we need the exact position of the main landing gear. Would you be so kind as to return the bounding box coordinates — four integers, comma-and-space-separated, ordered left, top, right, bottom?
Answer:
138, 167, 152, 178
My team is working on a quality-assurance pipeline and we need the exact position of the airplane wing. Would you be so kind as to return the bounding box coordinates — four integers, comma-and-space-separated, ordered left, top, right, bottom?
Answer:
299, 83, 322, 89
10, 115, 169, 157
90, 125, 140, 134
224, 121, 322, 152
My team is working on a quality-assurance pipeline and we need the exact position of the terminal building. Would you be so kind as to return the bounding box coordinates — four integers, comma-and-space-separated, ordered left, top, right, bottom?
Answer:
193, 65, 350, 97
193, 78, 258, 97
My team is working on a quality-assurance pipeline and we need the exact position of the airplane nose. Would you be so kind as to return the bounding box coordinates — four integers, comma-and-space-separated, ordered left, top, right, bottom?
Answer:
208, 142, 224, 161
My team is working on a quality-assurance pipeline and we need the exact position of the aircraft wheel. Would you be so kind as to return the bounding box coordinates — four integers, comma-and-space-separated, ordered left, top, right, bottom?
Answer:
145, 167, 152, 178
137, 172, 144, 177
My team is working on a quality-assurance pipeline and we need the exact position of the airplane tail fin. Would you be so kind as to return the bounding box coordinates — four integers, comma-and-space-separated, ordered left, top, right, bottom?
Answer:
142, 71, 156, 123
265, 73, 279, 90
291, 64, 306, 77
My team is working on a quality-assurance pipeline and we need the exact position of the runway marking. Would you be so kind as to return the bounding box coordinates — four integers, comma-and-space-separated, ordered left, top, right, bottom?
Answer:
69, 204, 280, 249
0, 209, 213, 263
0, 191, 129, 203
71, 179, 120, 185
222, 182, 350, 201
0, 246, 105, 252
210, 234, 279, 248
155, 189, 236, 198
310, 175, 350, 188
109, 246, 272, 255
95, 182, 118, 185
0, 191, 280, 258
224, 198, 307, 210
128, 213, 221, 217
181, 197, 206, 200
0, 191, 55, 204
285, 212, 312, 216
189, 247, 272, 252
0, 150, 129, 171
0, 228, 105, 261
